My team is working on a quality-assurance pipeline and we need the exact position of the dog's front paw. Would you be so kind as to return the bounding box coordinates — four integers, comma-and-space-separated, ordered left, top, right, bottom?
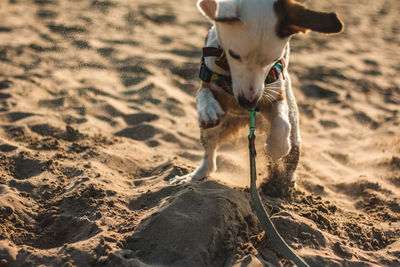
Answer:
198, 100, 224, 129
197, 88, 225, 129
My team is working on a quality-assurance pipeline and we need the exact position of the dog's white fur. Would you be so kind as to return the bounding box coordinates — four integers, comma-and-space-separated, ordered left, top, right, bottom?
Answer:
171, 0, 343, 185
196, 87, 225, 124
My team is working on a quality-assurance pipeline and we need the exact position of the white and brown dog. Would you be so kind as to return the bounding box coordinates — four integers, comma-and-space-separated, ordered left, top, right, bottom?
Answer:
171, 0, 343, 185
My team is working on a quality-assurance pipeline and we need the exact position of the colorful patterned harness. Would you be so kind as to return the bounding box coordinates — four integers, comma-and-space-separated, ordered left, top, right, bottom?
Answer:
199, 47, 286, 95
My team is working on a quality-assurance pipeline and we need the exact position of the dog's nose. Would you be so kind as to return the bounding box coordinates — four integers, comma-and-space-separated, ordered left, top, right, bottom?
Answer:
238, 95, 258, 110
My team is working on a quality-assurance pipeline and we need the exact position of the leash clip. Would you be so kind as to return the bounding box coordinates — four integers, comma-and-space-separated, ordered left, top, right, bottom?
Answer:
247, 108, 258, 156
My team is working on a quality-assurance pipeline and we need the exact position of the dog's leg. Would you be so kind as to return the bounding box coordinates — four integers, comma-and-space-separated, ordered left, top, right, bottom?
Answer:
170, 114, 246, 184
195, 127, 219, 178
283, 75, 301, 183
170, 126, 219, 184
170, 86, 224, 184
196, 87, 225, 129
265, 100, 291, 160
260, 99, 293, 195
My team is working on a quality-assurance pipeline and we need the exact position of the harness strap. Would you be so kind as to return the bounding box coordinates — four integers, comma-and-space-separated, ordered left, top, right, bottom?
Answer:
199, 58, 234, 95
202, 47, 224, 57
202, 47, 230, 70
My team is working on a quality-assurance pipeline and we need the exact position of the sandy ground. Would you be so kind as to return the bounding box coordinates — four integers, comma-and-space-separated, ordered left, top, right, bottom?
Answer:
0, 0, 399, 266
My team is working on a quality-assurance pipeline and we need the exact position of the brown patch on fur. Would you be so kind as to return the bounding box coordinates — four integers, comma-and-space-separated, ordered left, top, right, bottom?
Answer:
199, 117, 247, 149
200, 82, 238, 114
200, 81, 211, 91
279, 88, 286, 101
214, 116, 248, 143
198, 86, 247, 145
274, 0, 344, 38
206, 83, 241, 114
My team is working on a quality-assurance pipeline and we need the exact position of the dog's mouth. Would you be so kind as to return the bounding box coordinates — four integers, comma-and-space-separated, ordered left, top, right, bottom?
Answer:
237, 94, 259, 110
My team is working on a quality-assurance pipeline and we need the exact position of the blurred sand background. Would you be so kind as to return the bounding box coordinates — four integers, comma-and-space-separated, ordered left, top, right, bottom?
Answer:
0, 0, 399, 266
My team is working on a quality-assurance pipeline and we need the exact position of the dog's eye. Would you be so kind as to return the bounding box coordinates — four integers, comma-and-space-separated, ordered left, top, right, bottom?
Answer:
229, 49, 241, 61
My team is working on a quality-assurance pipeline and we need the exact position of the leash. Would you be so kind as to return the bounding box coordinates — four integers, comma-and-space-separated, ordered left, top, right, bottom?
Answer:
247, 109, 310, 267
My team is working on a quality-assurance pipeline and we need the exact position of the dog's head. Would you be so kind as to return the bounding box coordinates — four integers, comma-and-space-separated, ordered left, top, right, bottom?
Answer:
198, 0, 344, 109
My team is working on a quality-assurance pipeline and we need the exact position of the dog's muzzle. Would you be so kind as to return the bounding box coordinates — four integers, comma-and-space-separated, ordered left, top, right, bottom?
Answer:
238, 95, 259, 110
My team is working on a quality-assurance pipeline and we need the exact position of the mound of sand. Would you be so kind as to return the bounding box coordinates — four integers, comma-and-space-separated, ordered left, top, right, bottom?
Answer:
0, 0, 399, 266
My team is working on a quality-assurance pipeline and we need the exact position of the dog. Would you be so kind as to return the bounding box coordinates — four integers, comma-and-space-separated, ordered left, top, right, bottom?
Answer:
171, 0, 343, 186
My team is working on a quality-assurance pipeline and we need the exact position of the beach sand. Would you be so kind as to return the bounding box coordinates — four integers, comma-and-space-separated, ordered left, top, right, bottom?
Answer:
0, 0, 399, 266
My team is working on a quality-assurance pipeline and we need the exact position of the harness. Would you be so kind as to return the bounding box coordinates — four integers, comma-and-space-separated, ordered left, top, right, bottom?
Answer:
199, 47, 286, 95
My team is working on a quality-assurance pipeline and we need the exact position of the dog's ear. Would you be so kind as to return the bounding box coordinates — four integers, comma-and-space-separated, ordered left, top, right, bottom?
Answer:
197, 0, 240, 22
274, 0, 344, 38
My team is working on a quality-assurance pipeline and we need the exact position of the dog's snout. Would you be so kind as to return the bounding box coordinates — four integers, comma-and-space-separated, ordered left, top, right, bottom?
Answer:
238, 95, 258, 110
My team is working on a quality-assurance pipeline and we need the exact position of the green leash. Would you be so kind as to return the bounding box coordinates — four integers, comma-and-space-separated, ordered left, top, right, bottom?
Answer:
247, 109, 310, 267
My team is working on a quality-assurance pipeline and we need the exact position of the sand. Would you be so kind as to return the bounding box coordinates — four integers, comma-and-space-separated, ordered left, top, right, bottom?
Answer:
0, 0, 399, 266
